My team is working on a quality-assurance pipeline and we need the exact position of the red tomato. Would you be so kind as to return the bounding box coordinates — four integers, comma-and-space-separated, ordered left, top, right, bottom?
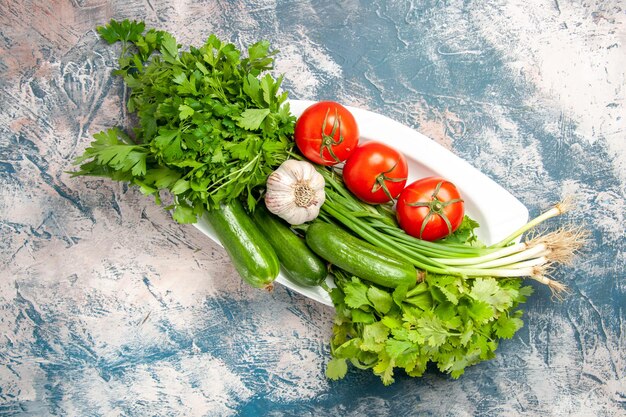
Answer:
294, 101, 359, 165
342, 141, 408, 204
396, 177, 465, 241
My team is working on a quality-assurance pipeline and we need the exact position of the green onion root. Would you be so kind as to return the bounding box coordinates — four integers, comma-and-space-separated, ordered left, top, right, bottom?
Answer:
529, 266, 571, 301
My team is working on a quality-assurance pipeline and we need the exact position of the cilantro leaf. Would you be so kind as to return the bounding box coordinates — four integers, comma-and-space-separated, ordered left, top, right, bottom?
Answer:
459, 323, 474, 346
372, 353, 395, 386
392, 284, 409, 307
334, 338, 361, 358
493, 314, 524, 339
343, 277, 371, 309
516, 283, 535, 303
441, 215, 481, 245
381, 315, 402, 330
470, 277, 515, 312
360, 322, 389, 352
367, 286, 393, 314
326, 358, 348, 380
404, 292, 433, 311
465, 299, 495, 324
415, 315, 453, 348
385, 339, 414, 359
329, 287, 346, 308
434, 285, 459, 305
351, 309, 376, 324
329, 269, 530, 385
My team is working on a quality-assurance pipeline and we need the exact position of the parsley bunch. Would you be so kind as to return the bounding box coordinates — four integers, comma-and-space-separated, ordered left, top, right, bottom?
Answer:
73, 20, 295, 221
326, 269, 533, 385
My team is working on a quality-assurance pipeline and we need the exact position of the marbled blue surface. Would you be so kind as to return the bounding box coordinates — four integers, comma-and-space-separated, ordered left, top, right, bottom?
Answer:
1, 1, 624, 416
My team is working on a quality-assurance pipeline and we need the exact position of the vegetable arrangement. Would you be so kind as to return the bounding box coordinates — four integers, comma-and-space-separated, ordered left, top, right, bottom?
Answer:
73, 20, 586, 385
314, 171, 584, 382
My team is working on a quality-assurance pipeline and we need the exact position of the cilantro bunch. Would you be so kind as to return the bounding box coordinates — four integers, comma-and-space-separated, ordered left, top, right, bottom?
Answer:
73, 20, 295, 221
326, 269, 533, 385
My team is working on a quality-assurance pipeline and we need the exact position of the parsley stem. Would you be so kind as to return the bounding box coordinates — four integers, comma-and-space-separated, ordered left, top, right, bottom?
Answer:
207, 152, 261, 193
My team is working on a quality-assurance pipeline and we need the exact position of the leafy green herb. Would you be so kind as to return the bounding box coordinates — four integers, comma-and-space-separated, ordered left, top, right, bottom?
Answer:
323, 214, 534, 384
73, 19, 295, 219
327, 269, 533, 384
440, 215, 481, 245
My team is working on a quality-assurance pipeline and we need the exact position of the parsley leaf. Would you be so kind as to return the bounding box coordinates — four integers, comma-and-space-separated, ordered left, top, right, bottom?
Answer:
237, 108, 271, 130
97, 19, 145, 44
178, 104, 194, 120
73, 20, 295, 222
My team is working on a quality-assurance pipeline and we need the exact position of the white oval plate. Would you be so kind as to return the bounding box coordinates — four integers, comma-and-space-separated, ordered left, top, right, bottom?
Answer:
193, 100, 529, 307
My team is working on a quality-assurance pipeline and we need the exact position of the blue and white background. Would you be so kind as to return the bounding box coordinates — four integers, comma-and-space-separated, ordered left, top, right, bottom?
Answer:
1, 1, 624, 416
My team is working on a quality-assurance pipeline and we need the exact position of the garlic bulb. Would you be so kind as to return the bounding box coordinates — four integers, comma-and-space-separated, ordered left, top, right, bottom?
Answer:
265, 160, 326, 225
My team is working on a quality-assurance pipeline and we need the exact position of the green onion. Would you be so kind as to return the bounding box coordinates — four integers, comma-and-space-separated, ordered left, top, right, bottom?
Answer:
315, 165, 586, 298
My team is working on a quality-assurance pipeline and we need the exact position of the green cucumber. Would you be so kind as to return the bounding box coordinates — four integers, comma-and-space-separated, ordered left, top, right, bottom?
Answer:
306, 221, 417, 289
205, 199, 279, 289
252, 204, 328, 287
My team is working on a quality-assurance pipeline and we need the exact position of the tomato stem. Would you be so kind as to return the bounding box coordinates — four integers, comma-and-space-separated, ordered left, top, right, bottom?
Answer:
371, 163, 406, 202
319, 107, 345, 163
405, 180, 464, 239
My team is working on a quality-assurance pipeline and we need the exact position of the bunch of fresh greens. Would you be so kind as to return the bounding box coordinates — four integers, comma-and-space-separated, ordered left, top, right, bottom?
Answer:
72, 20, 295, 221
326, 268, 533, 384
313, 166, 584, 384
